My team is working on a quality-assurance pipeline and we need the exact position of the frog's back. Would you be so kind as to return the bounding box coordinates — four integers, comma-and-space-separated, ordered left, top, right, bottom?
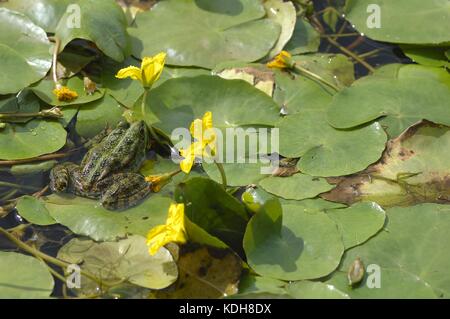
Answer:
80, 121, 148, 189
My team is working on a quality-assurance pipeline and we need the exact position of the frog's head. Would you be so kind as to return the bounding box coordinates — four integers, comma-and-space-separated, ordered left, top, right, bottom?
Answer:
129, 120, 149, 149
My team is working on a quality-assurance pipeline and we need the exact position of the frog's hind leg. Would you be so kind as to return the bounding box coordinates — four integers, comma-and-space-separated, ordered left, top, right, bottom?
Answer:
99, 173, 151, 210
49, 162, 80, 193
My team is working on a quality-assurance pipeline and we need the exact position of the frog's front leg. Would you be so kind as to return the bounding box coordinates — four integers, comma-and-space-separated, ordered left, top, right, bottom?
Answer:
98, 173, 151, 210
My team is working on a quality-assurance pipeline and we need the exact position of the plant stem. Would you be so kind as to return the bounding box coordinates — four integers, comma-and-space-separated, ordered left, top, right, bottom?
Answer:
214, 161, 227, 189
48, 36, 61, 85
0, 181, 40, 191
292, 64, 339, 93
0, 148, 79, 166
326, 37, 376, 73
0, 227, 120, 289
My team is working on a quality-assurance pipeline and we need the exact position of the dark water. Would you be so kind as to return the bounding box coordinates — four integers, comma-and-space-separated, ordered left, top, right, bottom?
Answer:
0, 0, 411, 297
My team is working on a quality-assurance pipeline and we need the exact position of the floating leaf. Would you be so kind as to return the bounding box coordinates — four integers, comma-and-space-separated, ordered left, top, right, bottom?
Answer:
278, 111, 387, 177
0, 8, 53, 94
75, 94, 125, 138
58, 236, 178, 290
344, 0, 450, 45
286, 281, 349, 299
243, 201, 344, 280
0, 119, 67, 160
130, 0, 280, 68
32, 77, 105, 107
0, 0, 71, 32
55, 0, 130, 62
284, 18, 320, 55
16, 195, 56, 226
326, 202, 386, 249
324, 121, 450, 207
259, 173, 334, 200
327, 65, 450, 137
43, 194, 173, 241
401, 45, 449, 68
0, 89, 40, 123
327, 204, 450, 298
264, 0, 297, 58
147, 75, 280, 138
0, 252, 54, 298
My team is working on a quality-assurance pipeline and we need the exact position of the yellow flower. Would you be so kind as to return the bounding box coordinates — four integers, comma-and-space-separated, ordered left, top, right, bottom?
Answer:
146, 203, 187, 255
53, 85, 78, 102
267, 50, 293, 69
115, 52, 166, 88
179, 111, 217, 174
145, 174, 172, 192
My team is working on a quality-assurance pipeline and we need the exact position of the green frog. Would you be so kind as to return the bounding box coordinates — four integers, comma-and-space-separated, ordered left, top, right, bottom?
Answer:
50, 120, 152, 210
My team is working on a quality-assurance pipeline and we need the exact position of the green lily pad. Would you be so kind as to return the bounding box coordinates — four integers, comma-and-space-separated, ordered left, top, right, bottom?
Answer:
58, 235, 178, 290
278, 111, 387, 177
101, 57, 209, 108
0, 119, 67, 160
130, 0, 280, 68
259, 173, 334, 200
238, 274, 287, 296
324, 121, 450, 207
344, 0, 450, 45
43, 194, 173, 241
327, 65, 450, 137
327, 203, 450, 298
286, 281, 349, 299
0, 252, 54, 298
16, 195, 56, 226
203, 162, 268, 187
284, 18, 320, 55
75, 94, 125, 139
32, 76, 105, 107
175, 177, 249, 251
55, 0, 130, 62
401, 45, 449, 68
326, 202, 386, 249
0, 8, 53, 94
326, 269, 437, 299
279, 197, 346, 213
264, 0, 297, 58
147, 75, 280, 138
243, 201, 344, 281
0, 0, 71, 33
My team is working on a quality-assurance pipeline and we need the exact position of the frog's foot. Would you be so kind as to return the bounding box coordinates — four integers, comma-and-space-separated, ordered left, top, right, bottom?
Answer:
49, 162, 80, 193
99, 173, 151, 210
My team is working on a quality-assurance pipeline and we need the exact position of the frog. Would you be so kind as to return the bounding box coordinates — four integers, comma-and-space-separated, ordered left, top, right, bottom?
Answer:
49, 120, 152, 210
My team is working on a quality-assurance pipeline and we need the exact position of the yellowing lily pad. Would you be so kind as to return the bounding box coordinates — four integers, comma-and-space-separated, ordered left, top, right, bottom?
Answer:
58, 236, 178, 290
130, 0, 281, 68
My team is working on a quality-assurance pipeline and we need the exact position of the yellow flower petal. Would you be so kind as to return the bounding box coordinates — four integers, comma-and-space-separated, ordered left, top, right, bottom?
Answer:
267, 50, 293, 69
202, 111, 213, 130
146, 203, 187, 255
115, 66, 142, 82
141, 52, 166, 88
53, 86, 78, 102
